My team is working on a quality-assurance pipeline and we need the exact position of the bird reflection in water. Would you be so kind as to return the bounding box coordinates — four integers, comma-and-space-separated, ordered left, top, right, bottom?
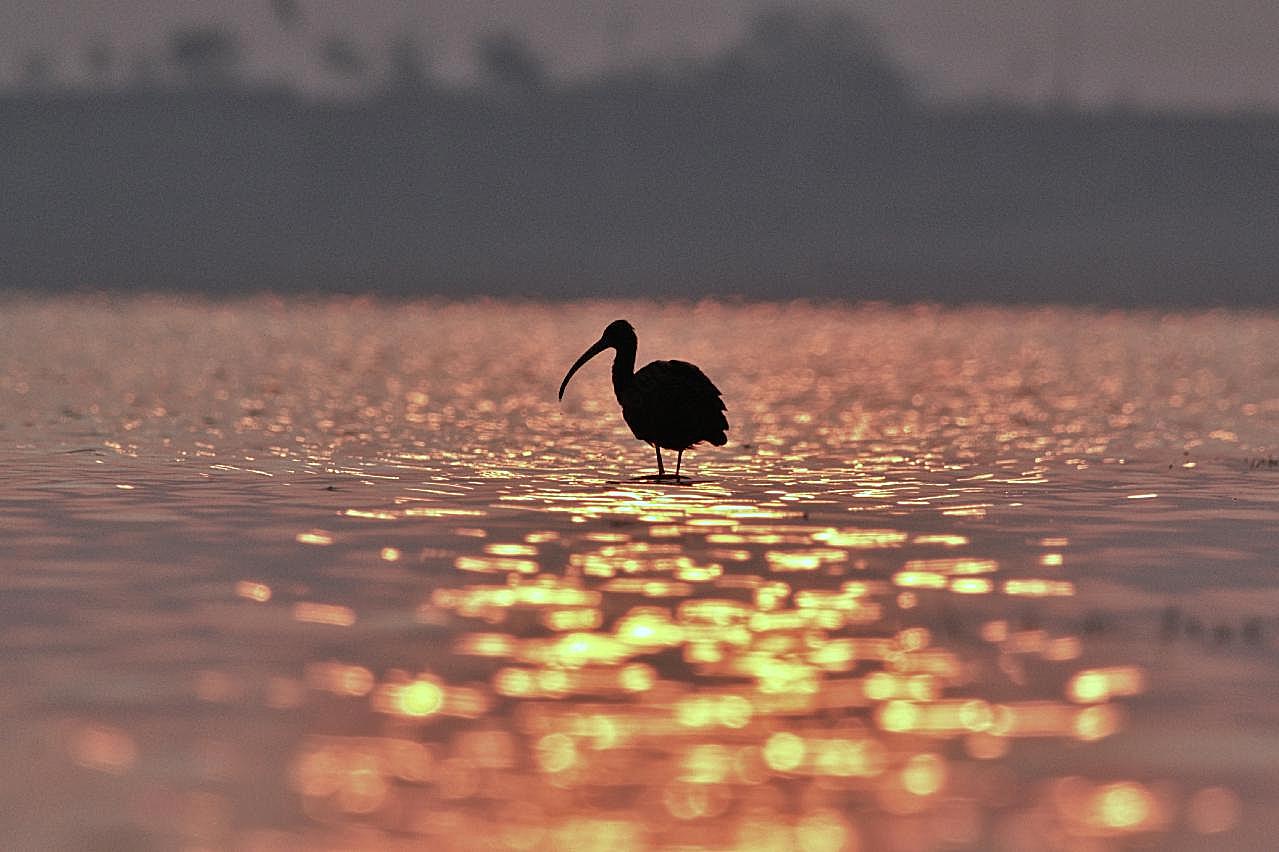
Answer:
559, 319, 728, 482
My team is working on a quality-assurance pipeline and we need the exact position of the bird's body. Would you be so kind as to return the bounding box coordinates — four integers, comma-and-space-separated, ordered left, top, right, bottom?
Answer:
618, 360, 728, 451
559, 320, 728, 480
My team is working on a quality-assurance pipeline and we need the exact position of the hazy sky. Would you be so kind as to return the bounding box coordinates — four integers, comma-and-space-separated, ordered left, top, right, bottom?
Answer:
2, 0, 1276, 108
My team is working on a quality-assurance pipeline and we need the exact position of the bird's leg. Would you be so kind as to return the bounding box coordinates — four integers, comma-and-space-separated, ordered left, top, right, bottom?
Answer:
654, 445, 665, 478
675, 450, 684, 482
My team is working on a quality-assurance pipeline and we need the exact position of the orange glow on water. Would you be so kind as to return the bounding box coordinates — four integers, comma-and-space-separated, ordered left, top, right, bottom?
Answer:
534, 732, 577, 773
455, 555, 540, 574
892, 570, 948, 589
1188, 786, 1242, 834
950, 577, 993, 594
13, 301, 1244, 848
308, 662, 374, 697
292, 602, 357, 626
1068, 667, 1146, 703
964, 731, 1010, 759
542, 607, 603, 631
1044, 636, 1082, 661
901, 753, 946, 796
1003, 578, 1076, 597
877, 700, 921, 733
396, 679, 446, 717
1090, 781, 1156, 831
903, 558, 997, 575
812, 528, 908, 548
234, 580, 272, 602
763, 732, 806, 772
912, 534, 969, 547
70, 724, 138, 775
796, 809, 858, 852
342, 508, 398, 520
1073, 703, 1122, 741
980, 620, 1009, 642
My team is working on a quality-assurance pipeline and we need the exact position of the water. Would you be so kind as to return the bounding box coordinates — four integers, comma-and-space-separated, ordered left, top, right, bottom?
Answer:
1, 298, 1277, 850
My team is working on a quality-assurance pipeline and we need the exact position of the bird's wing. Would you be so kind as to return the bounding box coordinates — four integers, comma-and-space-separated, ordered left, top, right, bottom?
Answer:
627, 359, 730, 448
635, 360, 726, 410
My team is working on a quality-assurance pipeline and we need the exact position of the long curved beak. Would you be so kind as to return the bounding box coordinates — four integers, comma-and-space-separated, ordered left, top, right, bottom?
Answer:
558, 338, 609, 401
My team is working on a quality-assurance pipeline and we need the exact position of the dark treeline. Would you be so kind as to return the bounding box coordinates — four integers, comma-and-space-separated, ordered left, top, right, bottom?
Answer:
4, 8, 1279, 304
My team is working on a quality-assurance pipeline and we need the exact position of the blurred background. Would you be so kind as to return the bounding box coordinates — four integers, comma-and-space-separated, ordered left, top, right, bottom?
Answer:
2, 0, 1276, 304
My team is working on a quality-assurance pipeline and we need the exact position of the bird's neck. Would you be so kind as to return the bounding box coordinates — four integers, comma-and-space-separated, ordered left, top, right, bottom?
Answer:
610, 342, 636, 399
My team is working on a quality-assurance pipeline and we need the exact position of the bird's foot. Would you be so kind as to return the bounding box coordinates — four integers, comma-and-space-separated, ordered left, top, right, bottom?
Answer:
635, 473, 691, 484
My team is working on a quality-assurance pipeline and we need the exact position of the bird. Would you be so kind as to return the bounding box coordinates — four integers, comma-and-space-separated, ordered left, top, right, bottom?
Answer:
558, 319, 728, 481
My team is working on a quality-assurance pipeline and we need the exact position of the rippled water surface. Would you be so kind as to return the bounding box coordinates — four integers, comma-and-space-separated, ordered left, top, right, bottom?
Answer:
2, 298, 1278, 851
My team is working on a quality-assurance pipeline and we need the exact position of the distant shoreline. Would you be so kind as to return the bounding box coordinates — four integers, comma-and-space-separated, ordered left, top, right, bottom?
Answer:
5, 12, 1277, 305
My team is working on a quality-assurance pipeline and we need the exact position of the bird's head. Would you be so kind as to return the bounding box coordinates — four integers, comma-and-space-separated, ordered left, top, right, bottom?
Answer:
600, 319, 636, 347
558, 319, 636, 401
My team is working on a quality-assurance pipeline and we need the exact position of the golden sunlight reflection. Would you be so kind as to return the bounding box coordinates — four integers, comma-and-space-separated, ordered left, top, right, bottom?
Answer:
295, 529, 335, 546
292, 602, 357, 627
9, 300, 1267, 849
262, 456, 1168, 849
234, 580, 272, 602
69, 723, 138, 775
1188, 786, 1243, 835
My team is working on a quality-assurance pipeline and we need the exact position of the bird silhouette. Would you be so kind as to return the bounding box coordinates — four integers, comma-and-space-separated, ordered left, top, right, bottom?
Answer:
559, 319, 728, 481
